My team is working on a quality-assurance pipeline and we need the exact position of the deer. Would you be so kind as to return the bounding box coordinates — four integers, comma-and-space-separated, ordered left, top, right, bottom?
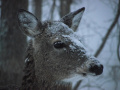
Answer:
17, 7, 103, 90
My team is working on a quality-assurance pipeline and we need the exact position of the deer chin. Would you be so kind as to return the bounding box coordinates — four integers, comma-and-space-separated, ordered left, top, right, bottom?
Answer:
61, 74, 84, 89
61, 71, 99, 89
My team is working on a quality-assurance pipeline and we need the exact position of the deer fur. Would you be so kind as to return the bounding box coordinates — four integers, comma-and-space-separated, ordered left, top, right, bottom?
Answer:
17, 7, 103, 90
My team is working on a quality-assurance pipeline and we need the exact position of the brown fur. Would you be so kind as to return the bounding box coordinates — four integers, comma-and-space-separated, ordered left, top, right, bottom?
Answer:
17, 8, 103, 90
20, 40, 72, 90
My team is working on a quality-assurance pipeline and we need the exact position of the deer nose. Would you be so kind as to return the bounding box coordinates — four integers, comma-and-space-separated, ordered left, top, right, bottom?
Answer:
89, 64, 103, 75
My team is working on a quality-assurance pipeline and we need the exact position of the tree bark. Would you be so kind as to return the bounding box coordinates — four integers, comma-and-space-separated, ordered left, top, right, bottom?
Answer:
59, 0, 72, 18
94, 0, 120, 57
34, 0, 42, 20
0, 0, 28, 87
50, 0, 56, 21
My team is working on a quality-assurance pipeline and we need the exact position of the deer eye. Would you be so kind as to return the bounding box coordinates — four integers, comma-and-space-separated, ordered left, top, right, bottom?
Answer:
54, 41, 66, 49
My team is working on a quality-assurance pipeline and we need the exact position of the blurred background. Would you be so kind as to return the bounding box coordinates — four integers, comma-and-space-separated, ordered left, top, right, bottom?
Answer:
0, 0, 120, 90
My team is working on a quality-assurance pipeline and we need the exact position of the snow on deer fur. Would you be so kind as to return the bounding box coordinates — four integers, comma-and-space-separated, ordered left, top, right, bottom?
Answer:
17, 7, 103, 90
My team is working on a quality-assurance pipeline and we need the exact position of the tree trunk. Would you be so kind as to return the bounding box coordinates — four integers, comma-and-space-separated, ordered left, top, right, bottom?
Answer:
34, 0, 42, 20
0, 0, 28, 87
59, 0, 72, 18
50, 0, 56, 21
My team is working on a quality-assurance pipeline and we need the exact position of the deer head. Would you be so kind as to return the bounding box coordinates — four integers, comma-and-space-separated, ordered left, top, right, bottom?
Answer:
17, 7, 103, 89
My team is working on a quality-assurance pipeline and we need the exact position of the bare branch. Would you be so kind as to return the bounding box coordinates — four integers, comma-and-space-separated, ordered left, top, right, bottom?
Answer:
94, 0, 120, 57
117, 23, 120, 62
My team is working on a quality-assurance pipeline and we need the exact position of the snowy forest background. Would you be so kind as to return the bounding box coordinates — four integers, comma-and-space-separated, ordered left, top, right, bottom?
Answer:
0, 0, 120, 90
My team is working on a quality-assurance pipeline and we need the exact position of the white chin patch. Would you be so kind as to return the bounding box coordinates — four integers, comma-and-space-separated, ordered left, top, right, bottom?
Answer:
62, 74, 85, 89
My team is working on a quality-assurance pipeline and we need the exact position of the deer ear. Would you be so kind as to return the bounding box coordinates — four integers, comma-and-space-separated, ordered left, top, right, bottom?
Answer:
17, 9, 41, 37
60, 7, 85, 32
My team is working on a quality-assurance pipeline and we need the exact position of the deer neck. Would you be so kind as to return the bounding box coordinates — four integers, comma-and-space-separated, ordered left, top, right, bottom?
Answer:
21, 41, 72, 90
22, 56, 72, 90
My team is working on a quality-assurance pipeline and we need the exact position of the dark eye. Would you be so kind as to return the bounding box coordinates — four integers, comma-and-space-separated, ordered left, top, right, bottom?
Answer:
54, 41, 66, 49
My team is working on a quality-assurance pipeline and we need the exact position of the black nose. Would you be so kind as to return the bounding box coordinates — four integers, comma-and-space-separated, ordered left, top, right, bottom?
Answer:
89, 64, 103, 75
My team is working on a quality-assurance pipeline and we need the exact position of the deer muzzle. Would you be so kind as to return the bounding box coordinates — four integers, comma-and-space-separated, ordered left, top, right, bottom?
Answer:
89, 63, 103, 75
76, 57, 103, 76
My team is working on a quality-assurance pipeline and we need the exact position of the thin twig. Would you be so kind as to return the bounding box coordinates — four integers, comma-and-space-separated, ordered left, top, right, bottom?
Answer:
117, 23, 120, 62
73, 80, 82, 90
